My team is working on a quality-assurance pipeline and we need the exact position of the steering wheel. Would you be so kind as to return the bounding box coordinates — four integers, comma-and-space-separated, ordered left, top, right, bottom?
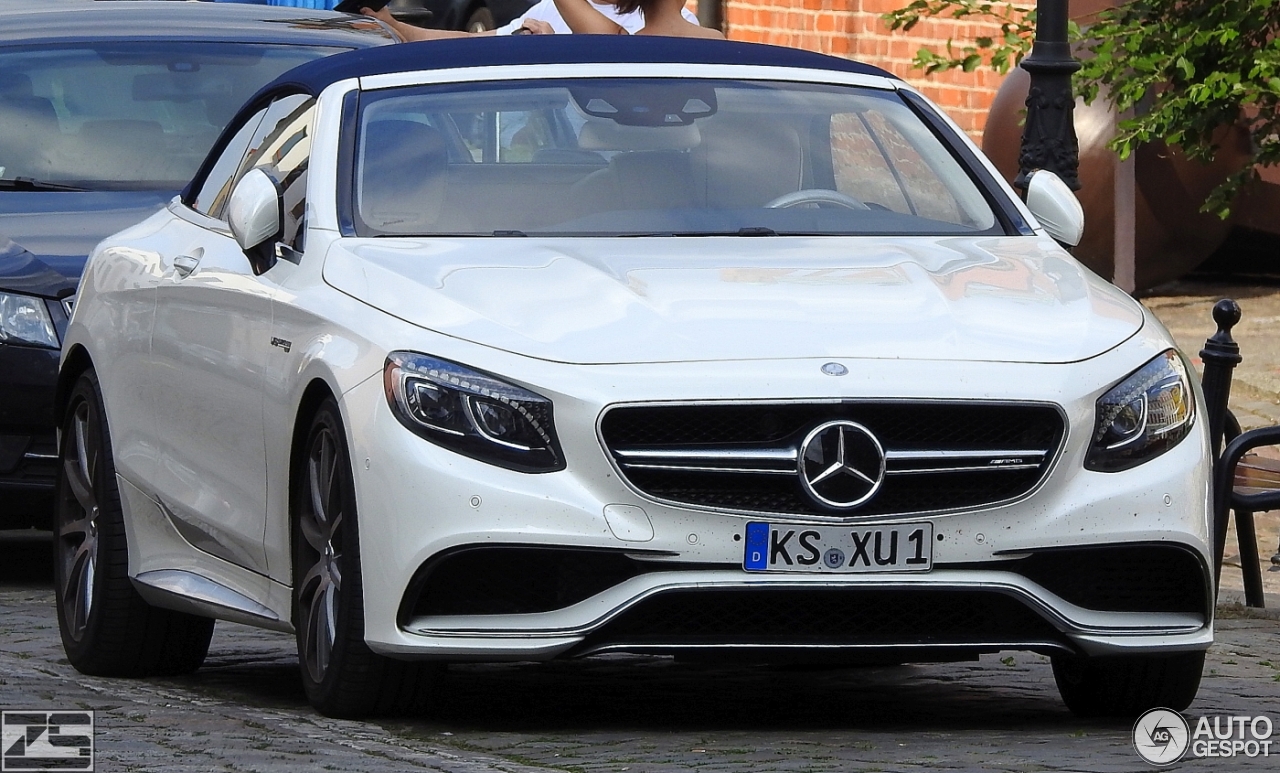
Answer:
764, 189, 869, 210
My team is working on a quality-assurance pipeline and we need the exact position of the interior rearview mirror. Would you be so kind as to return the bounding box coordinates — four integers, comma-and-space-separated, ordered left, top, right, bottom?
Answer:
1024, 169, 1084, 247
227, 168, 281, 272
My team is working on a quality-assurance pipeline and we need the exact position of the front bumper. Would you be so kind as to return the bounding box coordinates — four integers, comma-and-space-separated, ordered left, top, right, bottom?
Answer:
339, 351, 1215, 664
0, 341, 60, 528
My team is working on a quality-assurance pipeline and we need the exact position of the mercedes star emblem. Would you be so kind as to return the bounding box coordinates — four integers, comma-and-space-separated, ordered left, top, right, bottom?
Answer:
798, 420, 886, 509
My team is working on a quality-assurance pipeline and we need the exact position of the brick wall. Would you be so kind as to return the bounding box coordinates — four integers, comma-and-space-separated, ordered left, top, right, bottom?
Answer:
711, 0, 1009, 139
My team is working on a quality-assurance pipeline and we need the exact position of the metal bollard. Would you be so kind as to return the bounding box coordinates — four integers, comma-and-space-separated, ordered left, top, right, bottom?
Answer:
1200, 299, 1242, 593
1200, 299, 1242, 459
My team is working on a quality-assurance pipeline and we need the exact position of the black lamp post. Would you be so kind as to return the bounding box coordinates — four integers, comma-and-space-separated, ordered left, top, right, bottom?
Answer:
1015, 0, 1081, 191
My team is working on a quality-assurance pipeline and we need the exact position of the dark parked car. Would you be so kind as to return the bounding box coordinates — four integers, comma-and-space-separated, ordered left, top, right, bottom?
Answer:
212, 0, 529, 33
382, 0, 534, 32
0, 0, 394, 529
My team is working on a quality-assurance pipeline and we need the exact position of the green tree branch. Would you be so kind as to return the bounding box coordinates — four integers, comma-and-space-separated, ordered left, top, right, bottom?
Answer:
882, 0, 1280, 218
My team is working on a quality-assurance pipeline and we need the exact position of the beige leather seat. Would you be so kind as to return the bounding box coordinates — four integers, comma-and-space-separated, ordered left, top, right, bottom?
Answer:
568, 121, 701, 214
64, 120, 166, 182
0, 73, 59, 178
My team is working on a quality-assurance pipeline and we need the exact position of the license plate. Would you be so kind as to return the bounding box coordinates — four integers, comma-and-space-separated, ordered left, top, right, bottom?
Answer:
743, 522, 933, 573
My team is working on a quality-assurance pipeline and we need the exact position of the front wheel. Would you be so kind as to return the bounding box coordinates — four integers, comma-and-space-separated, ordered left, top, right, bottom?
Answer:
54, 370, 214, 676
293, 398, 436, 718
1051, 651, 1204, 718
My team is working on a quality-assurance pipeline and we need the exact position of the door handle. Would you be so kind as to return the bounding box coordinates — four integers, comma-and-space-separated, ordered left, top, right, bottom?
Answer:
173, 254, 201, 278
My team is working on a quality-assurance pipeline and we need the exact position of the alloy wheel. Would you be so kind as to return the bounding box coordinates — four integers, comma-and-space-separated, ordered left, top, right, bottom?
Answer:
57, 398, 101, 642
298, 425, 345, 684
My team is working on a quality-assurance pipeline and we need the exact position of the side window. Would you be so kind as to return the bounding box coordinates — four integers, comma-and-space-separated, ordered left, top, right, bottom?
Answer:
235, 94, 316, 251
191, 108, 266, 218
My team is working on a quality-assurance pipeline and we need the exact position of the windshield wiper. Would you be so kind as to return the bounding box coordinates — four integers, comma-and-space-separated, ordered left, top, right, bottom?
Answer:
616, 228, 781, 237
0, 177, 89, 192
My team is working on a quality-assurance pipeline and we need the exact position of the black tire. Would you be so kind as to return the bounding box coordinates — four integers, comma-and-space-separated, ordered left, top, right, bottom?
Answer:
54, 370, 214, 677
293, 398, 436, 718
465, 5, 495, 32
1051, 651, 1205, 718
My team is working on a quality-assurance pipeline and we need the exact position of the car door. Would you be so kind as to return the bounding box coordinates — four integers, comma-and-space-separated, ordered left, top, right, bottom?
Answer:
144, 95, 313, 575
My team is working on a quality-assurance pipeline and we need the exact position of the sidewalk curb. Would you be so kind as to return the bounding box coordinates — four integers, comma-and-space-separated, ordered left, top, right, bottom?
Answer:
1216, 592, 1280, 620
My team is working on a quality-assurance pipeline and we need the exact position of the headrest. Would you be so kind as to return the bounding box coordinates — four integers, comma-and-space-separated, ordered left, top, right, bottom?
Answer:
577, 120, 700, 151
0, 73, 34, 99
362, 119, 446, 171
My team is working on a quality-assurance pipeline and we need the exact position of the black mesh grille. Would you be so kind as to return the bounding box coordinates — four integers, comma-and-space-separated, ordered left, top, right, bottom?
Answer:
601, 402, 1064, 516
404, 547, 717, 619
582, 588, 1064, 648
994, 545, 1208, 615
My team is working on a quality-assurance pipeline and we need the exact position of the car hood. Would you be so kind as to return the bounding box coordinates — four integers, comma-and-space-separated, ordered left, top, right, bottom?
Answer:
0, 190, 174, 297
323, 235, 1145, 365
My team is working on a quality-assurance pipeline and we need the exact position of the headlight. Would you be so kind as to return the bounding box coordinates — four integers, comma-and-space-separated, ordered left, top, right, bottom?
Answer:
0, 291, 59, 349
383, 351, 564, 472
1085, 350, 1195, 472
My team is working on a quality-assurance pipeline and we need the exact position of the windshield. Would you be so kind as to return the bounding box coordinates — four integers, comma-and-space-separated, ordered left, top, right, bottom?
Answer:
352, 78, 1005, 237
0, 42, 346, 190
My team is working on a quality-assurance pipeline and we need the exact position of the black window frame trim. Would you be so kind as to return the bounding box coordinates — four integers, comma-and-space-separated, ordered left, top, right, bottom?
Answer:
182, 85, 314, 210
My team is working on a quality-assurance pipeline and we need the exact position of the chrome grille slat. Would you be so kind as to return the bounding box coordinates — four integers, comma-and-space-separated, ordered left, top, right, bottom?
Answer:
621, 464, 798, 475
615, 447, 1047, 473
887, 463, 1042, 475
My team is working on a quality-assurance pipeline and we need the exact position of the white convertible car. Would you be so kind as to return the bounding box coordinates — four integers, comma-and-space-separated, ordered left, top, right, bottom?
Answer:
56, 37, 1212, 719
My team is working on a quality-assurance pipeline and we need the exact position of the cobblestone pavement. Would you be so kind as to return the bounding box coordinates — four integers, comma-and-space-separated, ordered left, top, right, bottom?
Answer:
2, 535, 1279, 773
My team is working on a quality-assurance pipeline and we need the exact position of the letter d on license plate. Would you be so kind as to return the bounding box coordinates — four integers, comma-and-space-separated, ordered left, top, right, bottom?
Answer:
744, 521, 933, 573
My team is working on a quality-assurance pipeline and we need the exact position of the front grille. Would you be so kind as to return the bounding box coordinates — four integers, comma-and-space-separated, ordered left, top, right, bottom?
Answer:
580, 588, 1065, 648
600, 402, 1064, 517
994, 544, 1208, 615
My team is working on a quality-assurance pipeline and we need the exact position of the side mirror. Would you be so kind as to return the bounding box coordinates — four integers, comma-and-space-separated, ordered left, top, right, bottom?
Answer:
1024, 170, 1084, 247
227, 168, 281, 273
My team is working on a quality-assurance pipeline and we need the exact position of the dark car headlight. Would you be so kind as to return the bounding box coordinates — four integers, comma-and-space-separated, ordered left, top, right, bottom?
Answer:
383, 351, 564, 472
1085, 350, 1195, 472
0, 291, 59, 349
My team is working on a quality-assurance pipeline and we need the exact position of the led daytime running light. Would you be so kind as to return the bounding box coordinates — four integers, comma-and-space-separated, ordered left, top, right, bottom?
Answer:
384, 351, 563, 473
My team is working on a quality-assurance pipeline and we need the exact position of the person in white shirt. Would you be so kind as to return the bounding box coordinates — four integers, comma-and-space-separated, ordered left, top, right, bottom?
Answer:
362, 0, 697, 39
554, 0, 719, 37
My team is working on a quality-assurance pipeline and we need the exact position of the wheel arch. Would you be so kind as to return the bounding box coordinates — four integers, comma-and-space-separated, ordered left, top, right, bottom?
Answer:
289, 378, 341, 495
56, 344, 95, 426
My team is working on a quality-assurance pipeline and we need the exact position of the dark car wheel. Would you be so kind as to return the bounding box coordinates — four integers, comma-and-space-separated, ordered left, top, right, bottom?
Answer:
54, 370, 214, 677
1051, 651, 1204, 717
294, 397, 436, 718
465, 5, 495, 32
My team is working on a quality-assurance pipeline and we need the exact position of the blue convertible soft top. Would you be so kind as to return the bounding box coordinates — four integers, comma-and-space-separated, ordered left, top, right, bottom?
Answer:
259, 34, 898, 97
